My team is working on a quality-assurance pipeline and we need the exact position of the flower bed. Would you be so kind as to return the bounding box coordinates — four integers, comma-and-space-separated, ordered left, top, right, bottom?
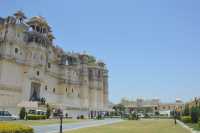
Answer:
0, 123, 34, 133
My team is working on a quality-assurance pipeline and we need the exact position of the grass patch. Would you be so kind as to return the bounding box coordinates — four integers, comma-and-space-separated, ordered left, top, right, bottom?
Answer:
65, 119, 190, 133
186, 123, 200, 131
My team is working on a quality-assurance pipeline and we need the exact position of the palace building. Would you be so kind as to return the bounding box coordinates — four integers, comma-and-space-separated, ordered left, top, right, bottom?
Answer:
0, 11, 109, 117
120, 97, 184, 117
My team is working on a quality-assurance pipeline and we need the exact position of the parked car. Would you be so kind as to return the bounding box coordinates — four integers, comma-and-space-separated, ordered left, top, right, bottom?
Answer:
0, 111, 19, 120
137, 113, 145, 118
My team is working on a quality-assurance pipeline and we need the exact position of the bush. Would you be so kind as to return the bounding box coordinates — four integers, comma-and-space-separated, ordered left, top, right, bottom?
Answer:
128, 113, 138, 120
97, 114, 103, 120
191, 107, 199, 123
181, 116, 192, 123
46, 104, 51, 119
80, 115, 84, 119
0, 123, 33, 133
27, 114, 47, 120
19, 107, 26, 120
198, 121, 200, 128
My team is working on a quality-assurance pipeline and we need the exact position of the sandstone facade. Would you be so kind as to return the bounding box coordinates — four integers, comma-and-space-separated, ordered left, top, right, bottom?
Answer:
0, 11, 109, 117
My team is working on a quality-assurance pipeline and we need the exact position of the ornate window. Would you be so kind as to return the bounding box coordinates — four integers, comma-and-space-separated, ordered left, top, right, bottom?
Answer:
15, 48, 18, 54
98, 70, 101, 78
72, 88, 74, 93
48, 63, 51, 68
89, 70, 93, 80
36, 71, 40, 76
66, 88, 68, 93
45, 85, 47, 91
53, 88, 55, 93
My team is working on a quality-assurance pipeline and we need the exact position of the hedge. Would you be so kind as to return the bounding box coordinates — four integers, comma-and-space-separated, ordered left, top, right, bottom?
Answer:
181, 116, 192, 123
27, 114, 47, 120
198, 121, 200, 128
0, 123, 33, 133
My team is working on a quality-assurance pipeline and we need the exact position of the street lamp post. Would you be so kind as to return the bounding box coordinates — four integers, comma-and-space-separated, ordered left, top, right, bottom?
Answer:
60, 114, 63, 133
174, 110, 177, 125
58, 109, 63, 133
174, 106, 178, 125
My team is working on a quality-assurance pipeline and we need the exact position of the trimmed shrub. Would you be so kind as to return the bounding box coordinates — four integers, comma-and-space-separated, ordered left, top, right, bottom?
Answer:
77, 115, 84, 119
97, 114, 103, 120
80, 115, 84, 119
191, 107, 199, 123
181, 116, 192, 123
0, 123, 33, 133
27, 114, 47, 120
19, 107, 26, 120
198, 121, 200, 128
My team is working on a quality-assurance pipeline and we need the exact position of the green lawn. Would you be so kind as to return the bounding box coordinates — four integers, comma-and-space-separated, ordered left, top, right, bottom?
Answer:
65, 119, 190, 133
186, 123, 200, 131
1, 119, 82, 126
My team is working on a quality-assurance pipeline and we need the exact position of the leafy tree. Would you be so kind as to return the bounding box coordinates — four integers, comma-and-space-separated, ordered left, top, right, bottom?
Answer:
183, 104, 190, 116
113, 104, 125, 112
113, 104, 125, 117
19, 107, 26, 120
191, 107, 199, 123
128, 112, 138, 120
46, 104, 51, 119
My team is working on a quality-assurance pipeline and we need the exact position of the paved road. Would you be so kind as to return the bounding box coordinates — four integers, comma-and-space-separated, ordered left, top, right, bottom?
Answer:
33, 119, 123, 133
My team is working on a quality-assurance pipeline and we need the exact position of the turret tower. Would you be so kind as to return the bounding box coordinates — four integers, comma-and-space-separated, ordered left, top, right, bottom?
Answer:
79, 54, 89, 108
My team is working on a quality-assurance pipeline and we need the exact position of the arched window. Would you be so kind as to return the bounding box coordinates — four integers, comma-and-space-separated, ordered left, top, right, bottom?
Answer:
98, 70, 101, 78
15, 48, 18, 54
66, 88, 68, 93
36, 26, 40, 32
72, 88, 74, 93
89, 70, 93, 79
43, 28, 46, 33
53, 88, 55, 93
36, 71, 40, 76
45, 85, 47, 91
48, 63, 51, 68
28, 27, 33, 31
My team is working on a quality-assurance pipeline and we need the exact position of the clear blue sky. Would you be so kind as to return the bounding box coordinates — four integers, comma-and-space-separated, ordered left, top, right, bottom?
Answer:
1, 0, 200, 103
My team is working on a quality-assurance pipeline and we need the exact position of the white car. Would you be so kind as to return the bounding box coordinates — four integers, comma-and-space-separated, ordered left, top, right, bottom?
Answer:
28, 109, 46, 115
137, 113, 145, 118
0, 111, 19, 120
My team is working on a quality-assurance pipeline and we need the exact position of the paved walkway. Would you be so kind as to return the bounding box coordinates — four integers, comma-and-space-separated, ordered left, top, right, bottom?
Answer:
32, 119, 123, 133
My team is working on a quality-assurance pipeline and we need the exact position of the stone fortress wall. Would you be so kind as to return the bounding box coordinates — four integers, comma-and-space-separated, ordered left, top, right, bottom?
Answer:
0, 11, 109, 117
